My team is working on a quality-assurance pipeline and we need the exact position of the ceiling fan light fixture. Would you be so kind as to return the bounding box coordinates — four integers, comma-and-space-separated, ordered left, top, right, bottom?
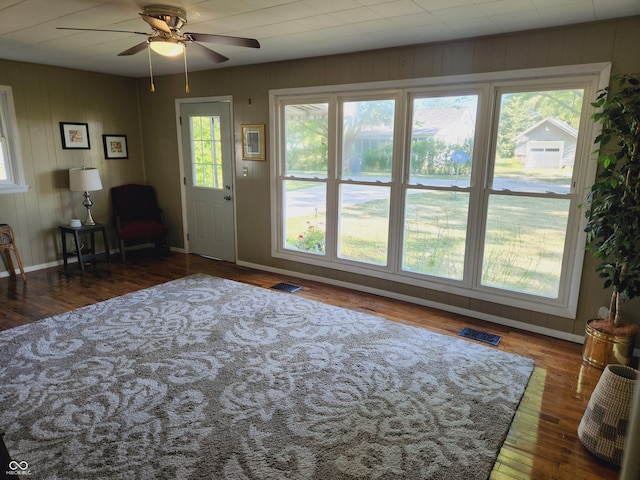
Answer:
149, 37, 184, 57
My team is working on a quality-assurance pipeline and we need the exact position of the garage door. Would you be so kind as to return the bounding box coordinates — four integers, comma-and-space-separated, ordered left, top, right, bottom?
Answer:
527, 140, 563, 168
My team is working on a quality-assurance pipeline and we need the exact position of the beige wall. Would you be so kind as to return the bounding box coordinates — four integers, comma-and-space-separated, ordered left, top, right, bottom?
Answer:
2, 16, 639, 343
0, 60, 143, 267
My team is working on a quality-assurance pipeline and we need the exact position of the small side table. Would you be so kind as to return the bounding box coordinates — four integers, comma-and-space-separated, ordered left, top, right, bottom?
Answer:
59, 224, 111, 271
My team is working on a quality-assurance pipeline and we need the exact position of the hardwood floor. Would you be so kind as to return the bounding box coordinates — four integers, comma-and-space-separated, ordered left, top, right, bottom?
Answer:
0, 251, 624, 479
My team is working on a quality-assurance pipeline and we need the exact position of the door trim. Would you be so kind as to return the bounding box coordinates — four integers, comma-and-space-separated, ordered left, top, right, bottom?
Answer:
175, 95, 237, 260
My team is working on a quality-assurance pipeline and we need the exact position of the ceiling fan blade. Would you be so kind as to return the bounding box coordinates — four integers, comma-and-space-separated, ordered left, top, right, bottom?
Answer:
189, 42, 229, 63
139, 13, 172, 34
57, 27, 148, 35
186, 32, 260, 49
117, 41, 149, 56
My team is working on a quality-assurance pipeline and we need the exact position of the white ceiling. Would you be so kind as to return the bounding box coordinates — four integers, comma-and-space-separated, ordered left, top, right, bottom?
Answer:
1, 0, 639, 78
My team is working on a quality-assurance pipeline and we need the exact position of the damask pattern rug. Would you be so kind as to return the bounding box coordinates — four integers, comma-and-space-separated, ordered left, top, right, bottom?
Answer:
0, 274, 534, 479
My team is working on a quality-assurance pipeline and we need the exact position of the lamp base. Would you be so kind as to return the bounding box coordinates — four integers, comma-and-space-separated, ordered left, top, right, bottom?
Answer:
82, 191, 96, 225
83, 209, 96, 226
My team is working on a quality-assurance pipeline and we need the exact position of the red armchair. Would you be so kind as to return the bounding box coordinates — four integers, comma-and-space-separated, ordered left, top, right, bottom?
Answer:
110, 184, 169, 262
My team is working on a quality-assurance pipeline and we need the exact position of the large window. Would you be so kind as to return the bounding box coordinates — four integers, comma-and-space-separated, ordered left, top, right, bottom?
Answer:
481, 88, 583, 298
403, 93, 478, 280
270, 64, 610, 317
339, 98, 395, 265
0, 86, 26, 194
282, 102, 329, 254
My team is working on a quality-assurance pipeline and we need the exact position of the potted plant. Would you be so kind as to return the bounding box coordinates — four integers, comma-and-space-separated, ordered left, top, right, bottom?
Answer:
582, 73, 640, 368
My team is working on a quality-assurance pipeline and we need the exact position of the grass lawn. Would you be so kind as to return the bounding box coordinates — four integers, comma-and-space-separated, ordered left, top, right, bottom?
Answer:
284, 162, 571, 297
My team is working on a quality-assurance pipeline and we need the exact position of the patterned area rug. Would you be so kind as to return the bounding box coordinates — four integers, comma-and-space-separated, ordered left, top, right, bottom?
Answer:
0, 274, 534, 479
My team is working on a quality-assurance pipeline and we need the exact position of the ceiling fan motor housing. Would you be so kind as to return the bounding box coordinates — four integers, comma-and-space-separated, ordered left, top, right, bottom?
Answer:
142, 4, 187, 31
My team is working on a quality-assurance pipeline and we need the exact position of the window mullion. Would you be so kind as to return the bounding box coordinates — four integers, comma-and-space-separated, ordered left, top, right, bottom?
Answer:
466, 84, 495, 290
388, 92, 408, 273
324, 96, 338, 261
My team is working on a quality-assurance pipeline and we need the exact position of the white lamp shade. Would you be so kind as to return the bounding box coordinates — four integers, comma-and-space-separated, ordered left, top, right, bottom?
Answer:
69, 167, 102, 192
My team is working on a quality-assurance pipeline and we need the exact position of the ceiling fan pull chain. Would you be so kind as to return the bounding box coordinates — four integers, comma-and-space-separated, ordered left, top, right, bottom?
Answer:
184, 47, 190, 94
147, 42, 155, 92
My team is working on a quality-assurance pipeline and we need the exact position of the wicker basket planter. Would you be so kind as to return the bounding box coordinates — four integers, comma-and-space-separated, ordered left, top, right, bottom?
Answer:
578, 364, 638, 466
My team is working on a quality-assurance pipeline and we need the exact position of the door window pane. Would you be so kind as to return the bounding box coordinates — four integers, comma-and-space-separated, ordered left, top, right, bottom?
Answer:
191, 116, 223, 189
409, 95, 477, 187
493, 89, 584, 193
481, 195, 570, 297
284, 180, 326, 254
338, 184, 390, 265
285, 103, 328, 178
342, 99, 395, 182
402, 190, 469, 280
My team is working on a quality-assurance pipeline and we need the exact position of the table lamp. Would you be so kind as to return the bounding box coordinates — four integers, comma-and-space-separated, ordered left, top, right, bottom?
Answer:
69, 167, 103, 225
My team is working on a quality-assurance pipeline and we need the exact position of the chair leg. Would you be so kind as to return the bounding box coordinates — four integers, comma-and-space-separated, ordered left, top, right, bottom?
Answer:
1, 249, 13, 276
1, 245, 26, 282
11, 245, 26, 282
119, 239, 126, 263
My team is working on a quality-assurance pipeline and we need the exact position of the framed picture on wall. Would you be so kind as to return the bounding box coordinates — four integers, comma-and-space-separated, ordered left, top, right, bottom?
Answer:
102, 134, 129, 159
241, 124, 265, 161
60, 122, 90, 149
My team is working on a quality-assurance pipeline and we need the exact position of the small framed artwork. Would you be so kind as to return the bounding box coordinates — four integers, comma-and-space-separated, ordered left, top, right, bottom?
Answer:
60, 122, 90, 149
102, 134, 129, 159
241, 124, 265, 161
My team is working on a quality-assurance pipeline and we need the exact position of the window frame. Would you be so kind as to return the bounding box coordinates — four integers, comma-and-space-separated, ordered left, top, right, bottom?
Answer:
475, 78, 599, 308
269, 63, 611, 318
401, 86, 489, 285
335, 91, 402, 269
0, 85, 26, 194
276, 96, 334, 258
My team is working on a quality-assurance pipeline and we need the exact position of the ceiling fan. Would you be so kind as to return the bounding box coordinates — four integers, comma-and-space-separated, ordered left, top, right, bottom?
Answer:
57, 4, 260, 91
58, 4, 260, 63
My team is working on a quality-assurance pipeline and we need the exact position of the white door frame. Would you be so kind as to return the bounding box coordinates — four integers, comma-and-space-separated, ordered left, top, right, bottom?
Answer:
174, 95, 237, 259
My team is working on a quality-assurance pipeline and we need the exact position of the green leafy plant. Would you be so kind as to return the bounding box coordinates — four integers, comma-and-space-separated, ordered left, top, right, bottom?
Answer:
296, 220, 325, 254
584, 73, 640, 333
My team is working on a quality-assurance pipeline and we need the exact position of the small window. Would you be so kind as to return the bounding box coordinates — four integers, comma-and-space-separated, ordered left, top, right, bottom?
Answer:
0, 86, 26, 194
190, 115, 223, 189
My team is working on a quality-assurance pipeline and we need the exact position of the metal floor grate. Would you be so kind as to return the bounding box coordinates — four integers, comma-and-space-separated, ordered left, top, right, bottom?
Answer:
458, 327, 502, 346
271, 282, 302, 293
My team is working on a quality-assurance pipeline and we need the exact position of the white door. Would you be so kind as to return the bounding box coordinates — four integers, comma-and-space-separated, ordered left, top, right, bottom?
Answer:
180, 101, 236, 261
